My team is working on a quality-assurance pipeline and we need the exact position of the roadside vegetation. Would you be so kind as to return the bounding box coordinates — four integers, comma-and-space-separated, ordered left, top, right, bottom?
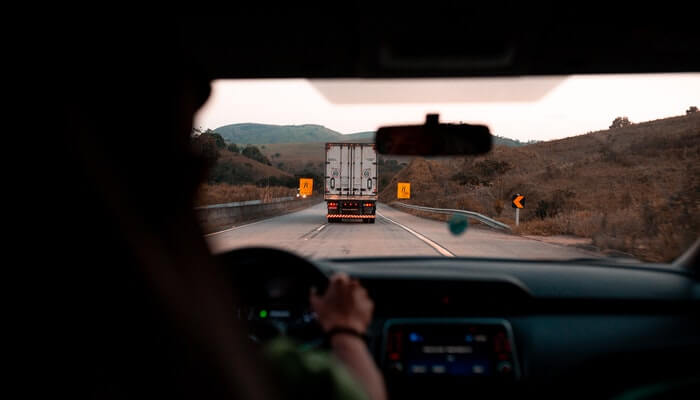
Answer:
191, 130, 324, 205
379, 112, 700, 262
195, 184, 296, 207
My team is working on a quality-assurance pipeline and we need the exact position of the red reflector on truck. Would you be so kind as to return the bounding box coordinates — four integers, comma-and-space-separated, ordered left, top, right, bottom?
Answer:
327, 214, 376, 218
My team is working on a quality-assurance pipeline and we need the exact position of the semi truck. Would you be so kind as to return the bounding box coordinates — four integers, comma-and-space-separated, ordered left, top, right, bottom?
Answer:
325, 143, 378, 223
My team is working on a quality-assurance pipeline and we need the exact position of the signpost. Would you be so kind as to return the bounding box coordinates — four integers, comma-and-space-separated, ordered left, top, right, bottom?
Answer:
511, 194, 525, 226
397, 182, 411, 199
299, 178, 313, 197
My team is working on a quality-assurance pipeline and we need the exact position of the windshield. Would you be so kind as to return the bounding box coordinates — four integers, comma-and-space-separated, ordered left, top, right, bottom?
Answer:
194, 75, 700, 263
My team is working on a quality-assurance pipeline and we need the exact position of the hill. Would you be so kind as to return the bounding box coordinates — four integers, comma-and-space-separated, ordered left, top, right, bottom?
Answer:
213, 150, 293, 182
494, 135, 534, 147
338, 131, 375, 142
214, 123, 344, 144
380, 113, 700, 262
191, 132, 298, 205
214, 122, 527, 147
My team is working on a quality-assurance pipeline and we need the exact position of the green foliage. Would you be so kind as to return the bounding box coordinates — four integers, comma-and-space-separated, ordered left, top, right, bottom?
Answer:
208, 162, 253, 185
191, 131, 220, 165
256, 176, 297, 188
198, 129, 226, 148
242, 145, 272, 165
227, 143, 240, 153
493, 135, 532, 147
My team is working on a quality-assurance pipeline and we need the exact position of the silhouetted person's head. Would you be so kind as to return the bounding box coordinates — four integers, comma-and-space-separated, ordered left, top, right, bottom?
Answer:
49, 22, 276, 400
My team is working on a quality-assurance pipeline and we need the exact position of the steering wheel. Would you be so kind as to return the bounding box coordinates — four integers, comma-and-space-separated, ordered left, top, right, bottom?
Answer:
216, 247, 329, 345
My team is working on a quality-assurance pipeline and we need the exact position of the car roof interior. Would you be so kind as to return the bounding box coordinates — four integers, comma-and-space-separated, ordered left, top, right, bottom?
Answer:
181, 9, 700, 79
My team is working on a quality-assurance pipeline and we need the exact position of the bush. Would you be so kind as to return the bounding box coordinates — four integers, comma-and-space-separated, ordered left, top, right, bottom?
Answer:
208, 162, 253, 185
535, 189, 576, 219
687, 106, 698, 115
227, 143, 239, 153
256, 176, 297, 188
191, 132, 220, 165
242, 145, 272, 165
610, 116, 632, 129
451, 172, 482, 186
473, 159, 512, 178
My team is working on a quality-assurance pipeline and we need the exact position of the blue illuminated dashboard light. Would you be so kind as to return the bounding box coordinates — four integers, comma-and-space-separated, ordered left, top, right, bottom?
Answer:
409, 332, 424, 342
465, 334, 473, 343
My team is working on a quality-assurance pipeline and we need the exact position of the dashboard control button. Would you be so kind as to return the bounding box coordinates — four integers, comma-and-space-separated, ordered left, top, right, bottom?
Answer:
497, 361, 512, 374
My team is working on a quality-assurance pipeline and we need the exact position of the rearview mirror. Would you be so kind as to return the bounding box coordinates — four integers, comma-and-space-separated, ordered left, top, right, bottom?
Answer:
375, 114, 492, 156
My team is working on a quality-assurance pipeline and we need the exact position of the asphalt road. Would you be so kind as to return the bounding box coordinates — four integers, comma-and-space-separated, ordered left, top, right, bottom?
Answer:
206, 202, 602, 260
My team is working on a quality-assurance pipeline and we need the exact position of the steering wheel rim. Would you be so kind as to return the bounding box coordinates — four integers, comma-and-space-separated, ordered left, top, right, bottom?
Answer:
215, 247, 329, 344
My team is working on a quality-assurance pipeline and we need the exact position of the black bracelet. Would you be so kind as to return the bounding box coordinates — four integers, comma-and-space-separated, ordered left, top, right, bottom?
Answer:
324, 327, 368, 346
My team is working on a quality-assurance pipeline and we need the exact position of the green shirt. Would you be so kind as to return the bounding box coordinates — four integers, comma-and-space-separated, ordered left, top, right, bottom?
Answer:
263, 338, 370, 400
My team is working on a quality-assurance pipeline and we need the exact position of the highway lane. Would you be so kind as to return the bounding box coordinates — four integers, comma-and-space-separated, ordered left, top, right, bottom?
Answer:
206, 202, 602, 260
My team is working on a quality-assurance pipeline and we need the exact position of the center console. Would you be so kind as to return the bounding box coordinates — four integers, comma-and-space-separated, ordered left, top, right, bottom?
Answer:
381, 318, 520, 381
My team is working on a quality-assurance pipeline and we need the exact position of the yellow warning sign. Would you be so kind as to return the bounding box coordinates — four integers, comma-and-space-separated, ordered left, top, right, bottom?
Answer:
299, 178, 313, 196
397, 182, 411, 199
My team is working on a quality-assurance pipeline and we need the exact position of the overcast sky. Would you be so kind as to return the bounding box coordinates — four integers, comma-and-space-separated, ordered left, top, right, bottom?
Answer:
194, 74, 700, 142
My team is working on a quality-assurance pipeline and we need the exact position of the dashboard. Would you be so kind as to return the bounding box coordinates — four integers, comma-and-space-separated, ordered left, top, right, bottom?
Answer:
218, 249, 700, 399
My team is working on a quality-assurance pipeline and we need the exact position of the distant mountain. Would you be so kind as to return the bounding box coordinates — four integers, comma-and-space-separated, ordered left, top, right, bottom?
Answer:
493, 135, 534, 147
337, 131, 375, 142
213, 122, 526, 147
214, 123, 344, 144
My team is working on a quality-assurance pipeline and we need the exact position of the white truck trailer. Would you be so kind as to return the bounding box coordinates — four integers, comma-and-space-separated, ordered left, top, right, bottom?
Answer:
324, 143, 378, 223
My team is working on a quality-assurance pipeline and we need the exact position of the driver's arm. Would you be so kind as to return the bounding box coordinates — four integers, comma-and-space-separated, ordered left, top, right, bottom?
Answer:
310, 273, 387, 400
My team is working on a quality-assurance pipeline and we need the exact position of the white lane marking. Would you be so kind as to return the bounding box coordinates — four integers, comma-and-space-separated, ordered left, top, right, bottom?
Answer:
204, 219, 269, 237
376, 211, 455, 257
304, 223, 327, 240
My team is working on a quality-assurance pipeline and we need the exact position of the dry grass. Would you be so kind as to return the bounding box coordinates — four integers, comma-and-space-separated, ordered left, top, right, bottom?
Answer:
216, 151, 293, 180
195, 184, 297, 206
261, 143, 327, 172
381, 113, 700, 262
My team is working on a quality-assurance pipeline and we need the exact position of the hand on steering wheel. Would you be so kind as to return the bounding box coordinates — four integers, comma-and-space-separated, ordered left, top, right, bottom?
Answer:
310, 272, 373, 335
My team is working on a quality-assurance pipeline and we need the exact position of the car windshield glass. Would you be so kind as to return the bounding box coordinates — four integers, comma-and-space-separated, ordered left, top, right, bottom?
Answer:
194, 75, 700, 263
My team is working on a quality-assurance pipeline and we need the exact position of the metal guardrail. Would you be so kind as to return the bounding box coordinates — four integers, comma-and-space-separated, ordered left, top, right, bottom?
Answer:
392, 202, 512, 232
195, 196, 296, 210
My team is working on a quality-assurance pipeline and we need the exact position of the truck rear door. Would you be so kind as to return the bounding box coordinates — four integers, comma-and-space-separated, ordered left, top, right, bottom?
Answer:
326, 144, 341, 196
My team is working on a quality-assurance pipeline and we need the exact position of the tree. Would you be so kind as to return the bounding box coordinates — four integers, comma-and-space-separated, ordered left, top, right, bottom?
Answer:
687, 106, 698, 115
191, 131, 220, 165
198, 129, 226, 148
610, 117, 632, 129
227, 143, 239, 153
242, 145, 272, 165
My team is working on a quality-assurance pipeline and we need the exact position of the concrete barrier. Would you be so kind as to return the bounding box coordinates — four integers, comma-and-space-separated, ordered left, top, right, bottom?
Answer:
196, 196, 320, 234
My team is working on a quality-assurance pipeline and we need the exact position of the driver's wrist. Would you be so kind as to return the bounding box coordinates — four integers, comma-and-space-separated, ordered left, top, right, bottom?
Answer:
325, 326, 368, 349
319, 316, 367, 334
329, 331, 366, 347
